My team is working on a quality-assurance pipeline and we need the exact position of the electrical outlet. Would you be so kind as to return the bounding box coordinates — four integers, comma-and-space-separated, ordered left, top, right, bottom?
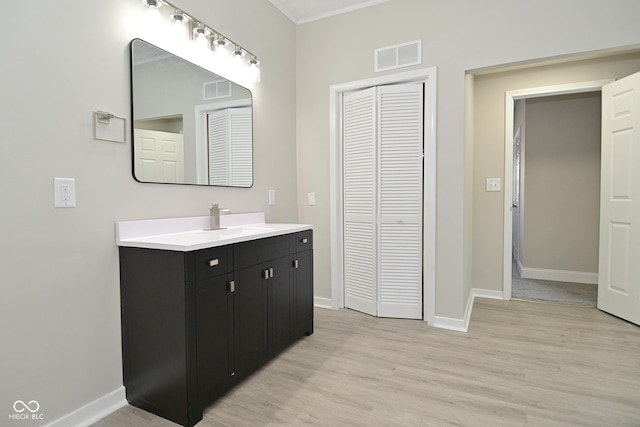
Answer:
54, 178, 76, 207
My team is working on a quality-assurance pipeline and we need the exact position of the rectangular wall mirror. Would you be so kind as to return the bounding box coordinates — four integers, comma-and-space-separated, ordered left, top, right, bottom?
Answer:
130, 38, 253, 187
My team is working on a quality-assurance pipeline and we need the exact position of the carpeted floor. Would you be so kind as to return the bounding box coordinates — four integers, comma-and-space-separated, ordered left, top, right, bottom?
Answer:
512, 275, 598, 307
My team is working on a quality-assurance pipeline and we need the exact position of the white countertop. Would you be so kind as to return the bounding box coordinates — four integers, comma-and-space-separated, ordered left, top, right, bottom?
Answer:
116, 213, 312, 252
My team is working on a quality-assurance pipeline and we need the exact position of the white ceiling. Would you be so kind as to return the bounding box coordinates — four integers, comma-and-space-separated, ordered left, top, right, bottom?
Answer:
269, 0, 389, 24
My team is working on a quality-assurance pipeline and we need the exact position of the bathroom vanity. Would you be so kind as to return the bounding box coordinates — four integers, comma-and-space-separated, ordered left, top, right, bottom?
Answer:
116, 213, 313, 427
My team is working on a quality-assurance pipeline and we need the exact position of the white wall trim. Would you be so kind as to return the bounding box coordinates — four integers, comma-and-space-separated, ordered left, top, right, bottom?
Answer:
44, 387, 126, 427
314, 296, 335, 309
520, 267, 598, 284
503, 79, 613, 300
329, 67, 437, 323
434, 288, 504, 332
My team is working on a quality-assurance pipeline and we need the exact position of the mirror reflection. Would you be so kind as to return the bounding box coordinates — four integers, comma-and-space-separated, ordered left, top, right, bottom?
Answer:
131, 38, 253, 187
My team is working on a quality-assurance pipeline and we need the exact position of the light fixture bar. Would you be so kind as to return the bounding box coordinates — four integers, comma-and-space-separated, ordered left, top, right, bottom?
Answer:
150, 0, 258, 61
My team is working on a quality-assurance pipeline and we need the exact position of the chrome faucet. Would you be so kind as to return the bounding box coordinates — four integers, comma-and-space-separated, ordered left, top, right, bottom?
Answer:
209, 203, 221, 230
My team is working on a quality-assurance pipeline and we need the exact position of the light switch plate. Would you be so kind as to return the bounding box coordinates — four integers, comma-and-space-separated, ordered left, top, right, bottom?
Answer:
308, 192, 316, 206
486, 178, 501, 192
54, 177, 76, 207
268, 189, 276, 205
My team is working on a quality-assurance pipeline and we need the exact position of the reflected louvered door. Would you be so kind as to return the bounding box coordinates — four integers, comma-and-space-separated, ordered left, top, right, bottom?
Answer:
208, 110, 229, 185
377, 84, 423, 319
343, 87, 377, 316
343, 83, 423, 319
229, 107, 253, 187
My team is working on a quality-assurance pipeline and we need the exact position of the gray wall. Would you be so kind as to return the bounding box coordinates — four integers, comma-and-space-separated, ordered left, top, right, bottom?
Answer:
523, 93, 601, 273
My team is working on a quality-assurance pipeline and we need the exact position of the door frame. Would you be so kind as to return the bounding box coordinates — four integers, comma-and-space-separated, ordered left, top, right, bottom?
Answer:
329, 67, 437, 324
502, 79, 613, 299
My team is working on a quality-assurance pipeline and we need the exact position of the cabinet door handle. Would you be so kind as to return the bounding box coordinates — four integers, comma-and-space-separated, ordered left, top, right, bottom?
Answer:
263, 269, 270, 279
293, 259, 299, 269
209, 259, 219, 267
269, 267, 274, 278
300, 238, 308, 244
228, 281, 235, 293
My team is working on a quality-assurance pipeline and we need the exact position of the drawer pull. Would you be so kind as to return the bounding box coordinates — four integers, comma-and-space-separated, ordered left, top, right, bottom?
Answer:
228, 281, 235, 293
300, 238, 308, 244
209, 259, 219, 267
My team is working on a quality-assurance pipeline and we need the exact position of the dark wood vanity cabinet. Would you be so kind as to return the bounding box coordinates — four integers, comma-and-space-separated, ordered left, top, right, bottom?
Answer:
119, 230, 313, 427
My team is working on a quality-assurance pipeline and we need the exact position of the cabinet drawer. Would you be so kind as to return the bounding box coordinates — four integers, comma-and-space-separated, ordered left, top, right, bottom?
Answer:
234, 235, 290, 270
194, 246, 233, 281
294, 230, 313, 252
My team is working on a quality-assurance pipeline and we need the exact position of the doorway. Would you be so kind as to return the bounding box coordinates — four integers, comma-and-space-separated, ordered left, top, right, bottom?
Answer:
502, 80, 612, 301
510, 92, 601, 307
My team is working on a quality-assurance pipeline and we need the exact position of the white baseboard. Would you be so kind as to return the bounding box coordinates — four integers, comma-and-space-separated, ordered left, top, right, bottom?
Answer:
520, 267, 597, 284
472, 289, 505, 300
314, 296, 335, 309
432, 288, 505, 333
45, 387, 126, 427
432, 315, 468, 332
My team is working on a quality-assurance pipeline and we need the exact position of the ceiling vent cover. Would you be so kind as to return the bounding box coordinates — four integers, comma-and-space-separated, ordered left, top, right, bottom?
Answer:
375, 40, 422, 72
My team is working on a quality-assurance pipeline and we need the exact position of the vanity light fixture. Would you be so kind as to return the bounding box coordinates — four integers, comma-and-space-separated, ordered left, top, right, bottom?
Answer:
142, 0, 161, 9
169, 9, 187, 25
192, 23, 211, 49
248, 56, 260, 82
138, 0, 261, 83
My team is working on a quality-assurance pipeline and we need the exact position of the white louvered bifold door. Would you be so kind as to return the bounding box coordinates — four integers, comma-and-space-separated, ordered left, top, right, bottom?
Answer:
208, 109, 229, 185
229, 106, 253, 187
343, 87, 378, 316
377, 83, 423, 319
343, 83, 423, 319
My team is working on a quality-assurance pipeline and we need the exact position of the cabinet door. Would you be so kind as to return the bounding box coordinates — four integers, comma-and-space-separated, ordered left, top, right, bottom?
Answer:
236, 263, 267, 375
294, 250, 314, 336
195, 273, 235, 403
268, 255, 294, 350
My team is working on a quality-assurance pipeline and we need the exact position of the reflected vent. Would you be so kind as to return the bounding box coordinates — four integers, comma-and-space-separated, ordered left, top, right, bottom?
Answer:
204, 80, 232, 100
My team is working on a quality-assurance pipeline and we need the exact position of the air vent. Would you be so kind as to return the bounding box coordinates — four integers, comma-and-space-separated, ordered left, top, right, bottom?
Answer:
203, 80, 232, 100
375, 40, 422, 72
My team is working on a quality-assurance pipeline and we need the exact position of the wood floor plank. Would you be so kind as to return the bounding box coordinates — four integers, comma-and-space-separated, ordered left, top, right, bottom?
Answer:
92, 299, 640, 427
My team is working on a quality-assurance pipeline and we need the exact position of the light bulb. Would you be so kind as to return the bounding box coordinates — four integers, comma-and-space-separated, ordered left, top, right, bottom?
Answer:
248, 57, 261, 83
193, 24, 210, 49
170, 10, 188, 39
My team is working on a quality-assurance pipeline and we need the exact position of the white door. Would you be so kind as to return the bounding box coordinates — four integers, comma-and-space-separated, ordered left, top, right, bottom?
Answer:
598, 71, 640, 326
343, 83, 423, 319
208, 107, 253, 186
377, 84, 423, 319
512, 127, 521, 266
343, 87, 378, 316
134, 129, 185, 183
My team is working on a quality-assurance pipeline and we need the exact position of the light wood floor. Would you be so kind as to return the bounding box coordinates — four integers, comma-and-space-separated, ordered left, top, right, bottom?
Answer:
93, 299, 640, 427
